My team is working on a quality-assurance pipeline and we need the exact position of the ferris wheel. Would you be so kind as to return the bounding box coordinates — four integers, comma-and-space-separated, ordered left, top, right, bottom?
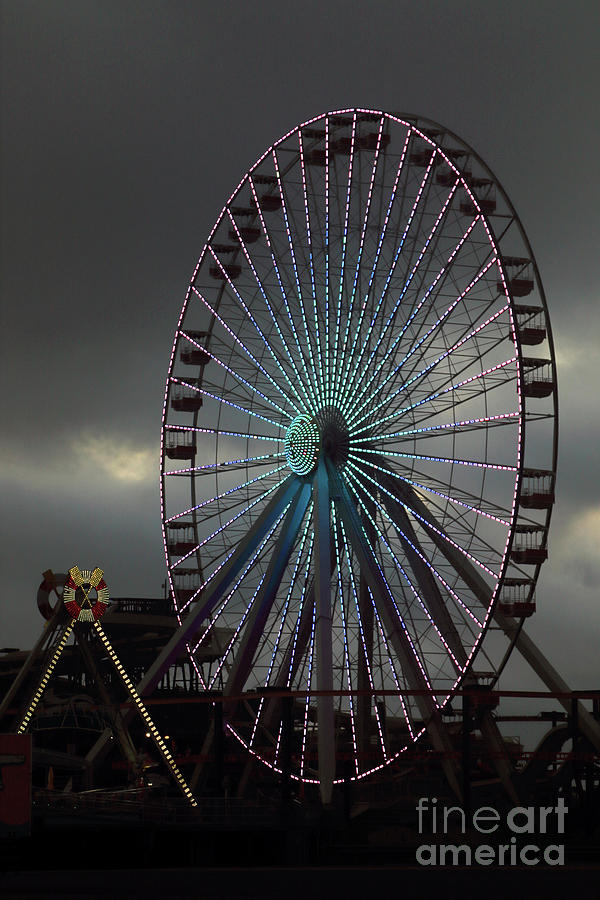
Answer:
160, 110, 558, 799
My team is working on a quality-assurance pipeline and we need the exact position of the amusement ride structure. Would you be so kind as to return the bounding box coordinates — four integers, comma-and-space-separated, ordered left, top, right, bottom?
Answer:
2, 111, 599, 817
157, 109, 599, 802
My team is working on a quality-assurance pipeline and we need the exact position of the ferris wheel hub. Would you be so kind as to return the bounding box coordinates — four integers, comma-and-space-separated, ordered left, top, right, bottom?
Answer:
284, 407, 350, 475
315, 405, 350, 470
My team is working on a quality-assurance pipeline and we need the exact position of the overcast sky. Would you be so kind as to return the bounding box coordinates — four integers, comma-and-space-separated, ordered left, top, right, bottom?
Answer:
1, 1, 599, 705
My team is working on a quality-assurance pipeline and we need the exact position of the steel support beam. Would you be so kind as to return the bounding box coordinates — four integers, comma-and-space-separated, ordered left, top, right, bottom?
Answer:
223, 480, 312, 700
378, 477, 468, 669
375, 459, 600, 755
313, 458, 335, 805
496, 610, 600, 752
328, 461, 462, 800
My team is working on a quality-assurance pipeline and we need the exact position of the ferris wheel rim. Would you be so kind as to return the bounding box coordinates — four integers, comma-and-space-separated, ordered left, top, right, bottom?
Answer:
160, 109, 557, 784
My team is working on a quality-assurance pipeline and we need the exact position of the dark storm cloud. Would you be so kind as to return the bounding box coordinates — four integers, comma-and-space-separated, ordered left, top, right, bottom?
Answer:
1, 0, 599, 695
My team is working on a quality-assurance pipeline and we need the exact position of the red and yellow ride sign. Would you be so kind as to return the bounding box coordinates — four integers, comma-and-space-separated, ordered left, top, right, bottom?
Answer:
63, 565, 110, 622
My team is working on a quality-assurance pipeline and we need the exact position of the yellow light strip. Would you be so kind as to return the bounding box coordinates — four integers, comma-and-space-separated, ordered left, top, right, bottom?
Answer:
69, 565, 84, 586
89, 567, 104, 588
17, 621, 74, 733
93, 621, 198, 808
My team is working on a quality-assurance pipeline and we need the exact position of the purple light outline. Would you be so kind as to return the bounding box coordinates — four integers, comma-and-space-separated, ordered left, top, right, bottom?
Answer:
300, 594, 317, 778
165, 424, 283, 442
324, 116, 330, 406
349, 494, 462, 671
340, 470, 437, 698
368, 587, 417, 740
169, 479, 285, 584
191, 283, 303, 414
350, 455, 512, 527
349, 447, 517, 473
165, 463, 287, 525
337, 138, 441, 413
333, 125, 413, 404
188, 512, 285, 655
208, 575, 267, 690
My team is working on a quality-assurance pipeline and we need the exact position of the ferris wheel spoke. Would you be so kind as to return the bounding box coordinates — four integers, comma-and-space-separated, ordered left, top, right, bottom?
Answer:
324, 117, 331, 406
169, 479, 291, 579
189, 512, 286, 656
298, 131, 326, 408
369, 590, 417, 740
350, 454, 513, 528
340, 171, 462, 413
170, 376, 286, 430
165, 464, 288, 524
329, 509, 358, 774
353, 457, 501, 586
254, 508, 314, 690
165, 424, 283, 443
375, 465, 497, 610
331, 113, 359, 402
362, 410, 519, 445
246, 176, 320, 412
376, 497, 468, 670
338, 518, 389, 767
351, 280, 506, 428
219, 481, 312, 702
351, 354, 518, 437
347, 253, 498, 427
272, 149, 322, 407
250, 524, 314, 748
333, 126, 415, 406
338, 145, 444, 413
352, 445, 516, 474
344, 464, 484, 630
207, 575, 267, 690
344, 210, 483, 415
180, 339, 294, 419
376, 297, 510, 427
165, 453, 285, 477
190, 284, 304, 413
333, 116, 386, 404
298, 599, 317, 779
337, 118, 408, 401
313, 457, 336, 800
345, 467, 468, 672
224, 215, 314, 406
329, 463, 443, 706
